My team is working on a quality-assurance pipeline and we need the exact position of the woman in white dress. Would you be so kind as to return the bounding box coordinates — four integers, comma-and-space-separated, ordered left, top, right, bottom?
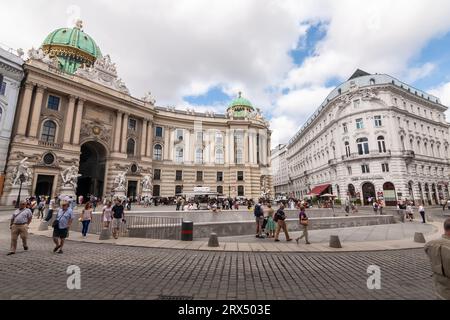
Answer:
102, 201, 113, 228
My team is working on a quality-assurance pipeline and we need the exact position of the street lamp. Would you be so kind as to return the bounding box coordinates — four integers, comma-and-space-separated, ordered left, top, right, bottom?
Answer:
15, 174, 26, 208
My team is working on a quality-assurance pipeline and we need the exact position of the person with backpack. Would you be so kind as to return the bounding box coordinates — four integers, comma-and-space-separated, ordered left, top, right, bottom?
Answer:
112, 200, 125, 239
254, 200, 264, 238
274, 203, 292, 242
295, 206, 311, 245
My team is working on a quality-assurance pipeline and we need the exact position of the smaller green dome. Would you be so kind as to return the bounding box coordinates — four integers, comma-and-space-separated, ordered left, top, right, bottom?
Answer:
227, 92, 255, 118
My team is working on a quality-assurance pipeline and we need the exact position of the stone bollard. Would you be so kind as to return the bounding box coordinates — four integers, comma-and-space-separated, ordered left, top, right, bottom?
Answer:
38, 220, 49, 231
208, 233, 219, 247
414, 232, 426, 243
329, 235, 342, 248
99, 228, 112, 240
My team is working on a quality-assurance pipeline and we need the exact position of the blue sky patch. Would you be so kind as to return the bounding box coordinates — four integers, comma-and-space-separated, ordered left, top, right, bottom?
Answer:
183, 86, 231, 106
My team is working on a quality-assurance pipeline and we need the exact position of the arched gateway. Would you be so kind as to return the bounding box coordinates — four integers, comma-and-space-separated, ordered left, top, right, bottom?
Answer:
77, 141, 107, 199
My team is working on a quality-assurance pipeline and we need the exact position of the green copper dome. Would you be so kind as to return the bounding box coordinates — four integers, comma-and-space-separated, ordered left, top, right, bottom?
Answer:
42, 21, 102, 74
227, 92, 254, 118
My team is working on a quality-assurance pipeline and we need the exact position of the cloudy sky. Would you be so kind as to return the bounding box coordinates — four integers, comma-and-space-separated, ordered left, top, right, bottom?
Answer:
2, 0, 450, 147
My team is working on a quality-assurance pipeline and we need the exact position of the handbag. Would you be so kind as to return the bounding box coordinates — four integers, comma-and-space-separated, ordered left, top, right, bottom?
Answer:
300, 218, 309, 226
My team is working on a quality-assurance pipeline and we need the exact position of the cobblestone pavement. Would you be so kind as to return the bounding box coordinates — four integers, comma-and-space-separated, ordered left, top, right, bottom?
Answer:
0, 221, 437, 300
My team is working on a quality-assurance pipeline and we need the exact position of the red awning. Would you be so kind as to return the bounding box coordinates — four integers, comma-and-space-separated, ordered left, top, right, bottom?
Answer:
307, 184, 331, 196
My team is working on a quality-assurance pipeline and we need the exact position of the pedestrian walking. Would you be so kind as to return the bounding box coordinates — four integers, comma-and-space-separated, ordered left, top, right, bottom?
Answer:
295, 206, 310, 245
37, 198, 46, 219
424, 218, 450, 300
44, 196, 57, 222
274, 203, 292, 242
7, 200, 33, 255
406, 202, 414, 221
265, 204, 276, 238
102, 201, 113, 228
80, 202, 93, 237
419, 205, 426, 223
378, 200, 384, 215
254, 201, 264, 238
30, 197, 38, 217
52, 201, 74, 254
373, 201, 379, 214
112, 200, 125, 239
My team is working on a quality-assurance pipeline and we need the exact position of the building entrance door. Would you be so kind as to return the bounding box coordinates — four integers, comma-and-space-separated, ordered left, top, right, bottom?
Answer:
127, 181, 137, 200
77, 141, 107, 199
362, 182, 376, 205
35, 175, 54, 198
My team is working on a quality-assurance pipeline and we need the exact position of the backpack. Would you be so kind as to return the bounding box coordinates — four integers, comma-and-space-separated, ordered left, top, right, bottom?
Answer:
254, 204, 263, 217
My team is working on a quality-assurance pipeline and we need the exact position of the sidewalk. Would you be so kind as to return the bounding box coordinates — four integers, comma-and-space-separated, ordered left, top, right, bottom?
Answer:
28, 218, 443, 253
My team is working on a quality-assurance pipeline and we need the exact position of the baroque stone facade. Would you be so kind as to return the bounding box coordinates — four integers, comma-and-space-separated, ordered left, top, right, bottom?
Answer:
0, 24, 272, 204
285, 70, 450, 206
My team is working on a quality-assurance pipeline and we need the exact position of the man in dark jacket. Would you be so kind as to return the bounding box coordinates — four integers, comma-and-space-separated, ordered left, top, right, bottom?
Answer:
254, 201, 264, 238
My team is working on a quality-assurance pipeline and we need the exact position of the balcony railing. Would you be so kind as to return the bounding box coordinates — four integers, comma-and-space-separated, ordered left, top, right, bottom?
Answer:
38, 140, 62, 149
341, 150, 391, 161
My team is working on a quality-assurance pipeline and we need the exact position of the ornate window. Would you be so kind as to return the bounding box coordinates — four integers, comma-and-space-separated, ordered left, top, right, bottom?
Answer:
377, 136, 386, 153
215, 148, 224, 164
357, 137, 369, 155
153, 144, 162, 160
126, 139, 135, 156
356, 118, 364, 129
236, 148, 243, 164
175, 147, 184, 163
345, 141, 351, 157
128, 118, 137, 131
195, 148, 203, 164
41, 120, 57, 142
155, 126, 163, 137
374, 115, 382, 127
43, 153, 55, 165
361, 164, 370, 173
217, 186, 223, 195
215, 131, 223, 145
176, 129, 184, 141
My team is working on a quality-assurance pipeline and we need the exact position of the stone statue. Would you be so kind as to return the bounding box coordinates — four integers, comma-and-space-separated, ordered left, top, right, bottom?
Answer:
142, 91, 156, 105
28, 47, 59, 68
12, 157, 32, 186
114, 171, 127, 191
60, 165, 82, 190
141, 175, 152, 191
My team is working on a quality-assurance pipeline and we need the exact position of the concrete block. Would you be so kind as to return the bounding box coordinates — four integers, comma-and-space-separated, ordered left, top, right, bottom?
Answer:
329, 235, 342, 248
414, 232, 426, 243
38, 221, 49, 231
99, 228, 112, 240
208, 233, 219, 247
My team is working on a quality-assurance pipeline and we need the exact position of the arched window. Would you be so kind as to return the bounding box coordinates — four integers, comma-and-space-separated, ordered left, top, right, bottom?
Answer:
175, 147, 184, 163
370, 78, 376, 85
127, 139, 135, 156
195, 148, 203, 164
41, 120, 57, 142
153, 144, 162, 160
377, 136, 386, 153
356, 137, 369, 155
216, 148, 224, 164
345, 141, 351, 157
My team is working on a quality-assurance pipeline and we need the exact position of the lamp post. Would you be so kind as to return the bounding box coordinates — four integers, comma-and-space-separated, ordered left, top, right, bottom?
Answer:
15, 174, 26, 208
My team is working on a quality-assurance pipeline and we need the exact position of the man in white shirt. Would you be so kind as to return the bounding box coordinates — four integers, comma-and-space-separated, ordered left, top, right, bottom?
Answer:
7, 200, 33, 255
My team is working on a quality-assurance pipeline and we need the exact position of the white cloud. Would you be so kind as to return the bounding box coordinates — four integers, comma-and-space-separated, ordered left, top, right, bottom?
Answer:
429, 82, 450, 121
404, 63, 436, 83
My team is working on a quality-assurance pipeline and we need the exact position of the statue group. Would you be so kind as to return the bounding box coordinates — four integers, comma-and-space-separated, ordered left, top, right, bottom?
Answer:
60, 165, 82, 191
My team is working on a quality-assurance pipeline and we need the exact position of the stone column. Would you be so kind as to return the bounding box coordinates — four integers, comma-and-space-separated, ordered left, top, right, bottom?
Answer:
164, 126, 170, 160
28, 85, 46, 138
169, 128, 175, 161
141, 119, 148, 157
72, 99, 85, 145
244, 130, 249, 163
16, 82, 35, 136
120, 113, 129, 154
184, 130, 191, 163
113, 112, 123, 152
224, 130, 230, 165
229, 130, 235, 164
209, 130, 215, 164
146, 121, 153, 158
248, 131, 254, 164
63, 95, 77, 144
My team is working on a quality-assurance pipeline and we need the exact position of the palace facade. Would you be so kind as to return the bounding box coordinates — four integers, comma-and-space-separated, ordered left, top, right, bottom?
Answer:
285, 69, 450, 206
0, 22, 272, 205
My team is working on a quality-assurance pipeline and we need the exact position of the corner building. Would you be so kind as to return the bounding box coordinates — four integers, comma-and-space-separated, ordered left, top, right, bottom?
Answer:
1, 23, 272, 204
287, 69, 450, 206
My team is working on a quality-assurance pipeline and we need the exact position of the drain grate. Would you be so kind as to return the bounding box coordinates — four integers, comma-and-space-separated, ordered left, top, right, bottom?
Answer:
158, 294, 194, 300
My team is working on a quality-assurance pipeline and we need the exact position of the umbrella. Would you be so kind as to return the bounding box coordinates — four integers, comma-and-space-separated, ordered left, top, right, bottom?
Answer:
320, 193, 335, 197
